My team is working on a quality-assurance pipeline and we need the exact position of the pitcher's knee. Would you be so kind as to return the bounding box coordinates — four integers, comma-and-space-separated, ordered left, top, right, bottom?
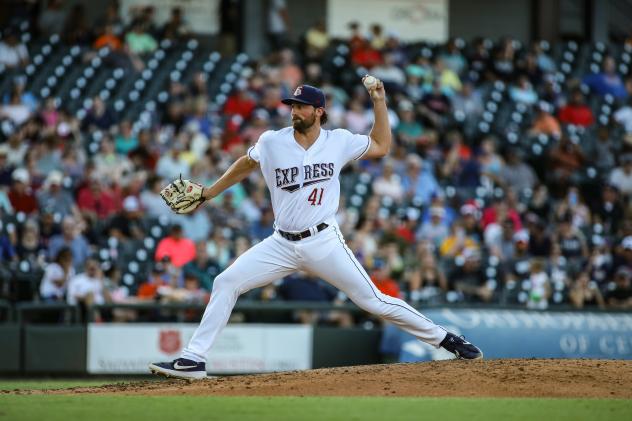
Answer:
211, 272, 238, 295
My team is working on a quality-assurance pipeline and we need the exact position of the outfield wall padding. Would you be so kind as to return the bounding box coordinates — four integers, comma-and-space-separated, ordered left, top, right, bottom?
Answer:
23, 325, 86, 373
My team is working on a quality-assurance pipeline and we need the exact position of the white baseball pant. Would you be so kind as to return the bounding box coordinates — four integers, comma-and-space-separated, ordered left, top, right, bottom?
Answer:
180, 222, 448, 362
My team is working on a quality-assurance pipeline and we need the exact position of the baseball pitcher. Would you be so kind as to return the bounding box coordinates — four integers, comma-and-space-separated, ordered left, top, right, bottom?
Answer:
150, 77, 483, 379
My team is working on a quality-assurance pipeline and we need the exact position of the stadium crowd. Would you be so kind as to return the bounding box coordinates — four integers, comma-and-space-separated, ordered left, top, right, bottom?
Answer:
1, 1, 632, 324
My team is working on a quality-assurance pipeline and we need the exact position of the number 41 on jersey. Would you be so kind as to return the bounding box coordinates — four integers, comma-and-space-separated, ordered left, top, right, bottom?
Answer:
308, 188, 324, 206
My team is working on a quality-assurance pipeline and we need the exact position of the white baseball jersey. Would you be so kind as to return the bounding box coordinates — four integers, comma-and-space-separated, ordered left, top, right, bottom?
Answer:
247, 127, 371, 232
178, 125, 449, 366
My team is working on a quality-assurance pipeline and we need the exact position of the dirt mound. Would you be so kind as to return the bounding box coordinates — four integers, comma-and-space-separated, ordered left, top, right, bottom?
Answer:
17, 359, 632, 398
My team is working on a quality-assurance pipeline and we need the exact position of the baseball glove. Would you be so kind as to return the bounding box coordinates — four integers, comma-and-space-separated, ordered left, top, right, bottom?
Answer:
160, 175, 206, 214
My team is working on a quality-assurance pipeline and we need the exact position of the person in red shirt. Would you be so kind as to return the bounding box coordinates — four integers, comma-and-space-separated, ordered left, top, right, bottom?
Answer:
223, 81, 256, 120
76, 176, 119, 221
558, 89, 594, 127
155, 224, 196, 268
8, 168, 37, 214
370, 259, 401, 298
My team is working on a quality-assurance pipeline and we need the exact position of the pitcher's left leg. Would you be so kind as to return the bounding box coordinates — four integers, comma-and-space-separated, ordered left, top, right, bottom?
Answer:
303, 227, 447, 347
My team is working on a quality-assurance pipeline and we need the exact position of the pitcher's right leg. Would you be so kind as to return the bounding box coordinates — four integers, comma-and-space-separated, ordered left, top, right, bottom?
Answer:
149, 234, 297, 379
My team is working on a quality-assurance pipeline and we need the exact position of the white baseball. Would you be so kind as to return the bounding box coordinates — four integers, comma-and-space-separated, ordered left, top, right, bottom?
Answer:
363, 75, 378, 89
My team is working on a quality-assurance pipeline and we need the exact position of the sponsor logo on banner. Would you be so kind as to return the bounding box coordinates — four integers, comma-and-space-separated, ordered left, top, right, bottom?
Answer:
159, 330, 181, 355
87, 324, 313, 374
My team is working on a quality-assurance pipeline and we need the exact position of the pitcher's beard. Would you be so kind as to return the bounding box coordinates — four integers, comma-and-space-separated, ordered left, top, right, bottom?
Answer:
292, 114, 316, 133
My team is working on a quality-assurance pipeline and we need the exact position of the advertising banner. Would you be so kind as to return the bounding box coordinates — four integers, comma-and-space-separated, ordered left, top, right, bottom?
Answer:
87, 324, 312, 374
327, 0, 448, 42
381, 309, 632, 361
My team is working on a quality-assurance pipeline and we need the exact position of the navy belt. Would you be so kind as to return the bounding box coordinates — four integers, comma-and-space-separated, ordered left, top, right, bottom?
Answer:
278, 223, 329, 241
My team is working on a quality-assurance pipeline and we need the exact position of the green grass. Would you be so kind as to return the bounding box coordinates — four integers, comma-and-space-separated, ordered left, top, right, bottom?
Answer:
0, 380, 124, 391
0, 395, 630, 421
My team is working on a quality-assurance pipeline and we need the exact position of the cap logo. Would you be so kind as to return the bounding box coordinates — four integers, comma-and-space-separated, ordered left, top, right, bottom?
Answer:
294, 86, 303, 96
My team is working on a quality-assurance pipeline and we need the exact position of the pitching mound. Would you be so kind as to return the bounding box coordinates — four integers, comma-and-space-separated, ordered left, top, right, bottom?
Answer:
21, 359, 632, 398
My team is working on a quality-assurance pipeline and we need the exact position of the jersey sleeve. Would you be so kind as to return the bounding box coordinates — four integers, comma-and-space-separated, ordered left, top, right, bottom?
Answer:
336, 129, 372, 163
247, 130, 272, 163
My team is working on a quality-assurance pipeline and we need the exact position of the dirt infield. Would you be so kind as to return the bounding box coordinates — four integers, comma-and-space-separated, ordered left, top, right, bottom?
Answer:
13, 359, 632, 398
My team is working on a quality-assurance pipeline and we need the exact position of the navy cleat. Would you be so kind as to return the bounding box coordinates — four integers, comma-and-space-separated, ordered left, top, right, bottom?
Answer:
149, 358, 207, 380
440, 333, 484, 360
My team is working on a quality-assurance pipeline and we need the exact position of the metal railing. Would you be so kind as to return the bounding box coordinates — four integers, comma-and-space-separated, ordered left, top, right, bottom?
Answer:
2, 300, 628, 325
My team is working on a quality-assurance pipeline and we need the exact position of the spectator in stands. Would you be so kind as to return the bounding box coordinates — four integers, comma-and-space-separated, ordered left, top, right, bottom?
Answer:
16, 219, 46, 268
509, 75, 538, 105
372, 159, 404, 203
114, 120, 138, 155
595, 184, 624, 236
517, 52, 544, 86
0, 87, 32, 126
67, 258, 110, 320
274, 272, 352, 327
371, 52, 407, 91
569, 270, 605, 309
137, 260, 180, 300
155, 224, 195, 268
416, 206, 448, 248
591, 126, 617, 173
549, 136, 585, 189
559, 89, 594, 127
267, 0, 290, 50
278, 48, 304, 93
394, 100, 423, 149
156, 143, 190, 181
529, 102, 561, 138
608, 153, 632, 197
223, 79, 256, 120
440, 39, 466, 75
185, 98, 213, 138
125, 22, 157, 56
82, 96, 115, 131
162, 7, 190, 40
0, 27, 29, 69
606, 267, 632, 309
406, 250, 447, 303
440, 221, 480, 259
614, 97, 632, 136
449, 248, 493, 302
491, 40, 515, 81
420, 80, 452, 126
526, 215, 552, 257
304, 20, 329, 61
77, 175, 119, 221
107, 195, 145, 241
370, 258, 401, 299
350, 38, 383, 69
38, 0, 66, 36
39, 247, 74, 302
435, 57, 462, 95
504, 229, 532, 282
94, 23, 122, 51
531, 42, 556, 73
553, 213, 589, 271
344, 98, 371, 133
525, 258, 550, 310
8, 168, 36, 214
48, 216, 90, 271
36, 170, 77, 218
140, 175, 172, 219
368, 24, 386, 50
93, 136, 132, 184
478, 137, 504, 186
452, 81, 484, 122
401, 154, 438, 206
582, 56, 628, 99
183, 241, 219, 292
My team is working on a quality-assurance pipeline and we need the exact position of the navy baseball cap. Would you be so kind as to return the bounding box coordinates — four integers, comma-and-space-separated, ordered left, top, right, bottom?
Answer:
282, 85, 326, 108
